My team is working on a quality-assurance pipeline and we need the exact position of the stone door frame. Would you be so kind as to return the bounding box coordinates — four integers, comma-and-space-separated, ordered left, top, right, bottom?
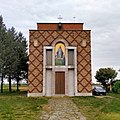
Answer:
43, 39, 77, 96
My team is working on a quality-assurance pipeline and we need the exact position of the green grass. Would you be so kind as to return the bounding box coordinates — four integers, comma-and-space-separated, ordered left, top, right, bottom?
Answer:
1, 85, 120, 120
72, 94, 120, 120
0, 87, 48, 120
2, 84, 28, 92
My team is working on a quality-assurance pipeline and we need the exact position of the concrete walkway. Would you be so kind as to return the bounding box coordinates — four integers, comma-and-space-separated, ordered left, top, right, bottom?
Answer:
40, 97, 86, 120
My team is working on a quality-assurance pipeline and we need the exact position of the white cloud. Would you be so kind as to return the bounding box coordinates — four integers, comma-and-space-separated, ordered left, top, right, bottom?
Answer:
0, 0, 120, 82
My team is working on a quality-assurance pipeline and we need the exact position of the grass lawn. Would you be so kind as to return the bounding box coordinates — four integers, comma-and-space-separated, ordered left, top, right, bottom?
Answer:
1, 85, 120, 120
0, 85, 48, 120
3, 84, 28, 92
72, 93, 120, 120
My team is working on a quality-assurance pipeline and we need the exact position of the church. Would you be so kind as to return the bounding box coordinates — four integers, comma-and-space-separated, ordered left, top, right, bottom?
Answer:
28, 22, 92, 96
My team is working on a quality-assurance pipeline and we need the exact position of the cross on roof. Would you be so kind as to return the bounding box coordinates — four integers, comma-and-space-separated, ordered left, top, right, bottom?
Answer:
73, 16, 76, 22
58, 15, 63, 22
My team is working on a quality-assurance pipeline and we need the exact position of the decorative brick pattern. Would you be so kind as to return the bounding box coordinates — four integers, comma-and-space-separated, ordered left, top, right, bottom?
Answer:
29, 25, 92, 94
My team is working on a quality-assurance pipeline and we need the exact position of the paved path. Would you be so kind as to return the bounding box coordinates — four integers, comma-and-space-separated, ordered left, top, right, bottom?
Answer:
40, 97, 86, 120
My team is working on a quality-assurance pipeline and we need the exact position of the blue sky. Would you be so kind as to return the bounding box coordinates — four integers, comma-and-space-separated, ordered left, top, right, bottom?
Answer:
0, 0, 120, 82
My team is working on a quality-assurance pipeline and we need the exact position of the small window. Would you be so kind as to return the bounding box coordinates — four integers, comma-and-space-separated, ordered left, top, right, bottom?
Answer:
68, 49, 74, 65
46, 49, 52, 65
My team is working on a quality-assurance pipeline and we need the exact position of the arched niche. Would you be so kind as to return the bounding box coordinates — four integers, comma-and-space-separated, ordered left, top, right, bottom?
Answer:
52, 39, 68, 47
55, 42, 65, 65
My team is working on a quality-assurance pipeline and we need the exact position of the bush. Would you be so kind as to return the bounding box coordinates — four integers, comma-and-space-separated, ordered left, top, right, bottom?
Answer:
117, 88, 120, 94
112, 81, 120, 93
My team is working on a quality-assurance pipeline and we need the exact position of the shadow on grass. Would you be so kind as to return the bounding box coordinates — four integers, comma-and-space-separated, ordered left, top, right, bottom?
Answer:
0, 90, 27, 97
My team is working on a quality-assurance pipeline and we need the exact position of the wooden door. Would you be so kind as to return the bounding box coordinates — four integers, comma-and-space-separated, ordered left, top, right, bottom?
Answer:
55, 72, 65, 94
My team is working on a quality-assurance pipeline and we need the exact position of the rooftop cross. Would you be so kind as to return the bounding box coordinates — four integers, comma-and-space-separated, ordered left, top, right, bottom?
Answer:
73, 16, 76, 22
58, 15, 63, 22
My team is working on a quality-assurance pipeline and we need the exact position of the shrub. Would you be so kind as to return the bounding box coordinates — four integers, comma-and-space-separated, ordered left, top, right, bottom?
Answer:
112, 81, 120, 93
117, 88, 120, 94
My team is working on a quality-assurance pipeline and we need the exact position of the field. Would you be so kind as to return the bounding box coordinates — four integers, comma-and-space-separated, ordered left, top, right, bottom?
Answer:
0, 85, 120, 120
2, 84, 28, 92
72, 93, 120, 120
0, 85, 48, 120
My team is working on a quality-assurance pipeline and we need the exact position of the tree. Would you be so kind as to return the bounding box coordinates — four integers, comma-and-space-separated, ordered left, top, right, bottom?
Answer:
0, 15, 28, 92
0, 15, 7, 93
6, 27, 28, 91
95, 68, 118, 91
13, 31, 28, 91
0, 16, 18, 92
112, 81, 120, 93
3, 28, 19, 92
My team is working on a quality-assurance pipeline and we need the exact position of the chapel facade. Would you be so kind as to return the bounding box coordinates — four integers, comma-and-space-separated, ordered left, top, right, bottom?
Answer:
28, 22, 92, 96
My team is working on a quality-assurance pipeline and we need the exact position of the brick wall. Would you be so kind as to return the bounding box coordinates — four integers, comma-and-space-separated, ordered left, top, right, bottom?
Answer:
28, 23, 92, 94
37, 23, 83, 30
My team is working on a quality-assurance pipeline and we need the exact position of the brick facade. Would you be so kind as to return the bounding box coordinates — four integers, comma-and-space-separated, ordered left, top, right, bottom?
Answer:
28, 23, 92, 96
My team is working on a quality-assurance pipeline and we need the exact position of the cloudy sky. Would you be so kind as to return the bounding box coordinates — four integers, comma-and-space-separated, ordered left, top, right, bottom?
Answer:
0, 0, 120, 82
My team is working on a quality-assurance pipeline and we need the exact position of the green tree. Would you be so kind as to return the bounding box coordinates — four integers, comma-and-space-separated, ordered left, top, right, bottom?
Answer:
0, 15, 28, 92
95, 68, 118, 91
13, 31, 28, 91
4, 28, 19, 92
112, 81, 120, 93
6, 27, 28, 91
0, 15, 7, 93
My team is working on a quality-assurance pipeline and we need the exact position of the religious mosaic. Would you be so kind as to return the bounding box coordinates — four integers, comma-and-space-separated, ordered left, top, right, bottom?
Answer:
55, 42, 65, 65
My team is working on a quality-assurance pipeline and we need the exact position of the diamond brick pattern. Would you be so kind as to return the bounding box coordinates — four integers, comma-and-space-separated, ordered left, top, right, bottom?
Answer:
28, 30, 92, 93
